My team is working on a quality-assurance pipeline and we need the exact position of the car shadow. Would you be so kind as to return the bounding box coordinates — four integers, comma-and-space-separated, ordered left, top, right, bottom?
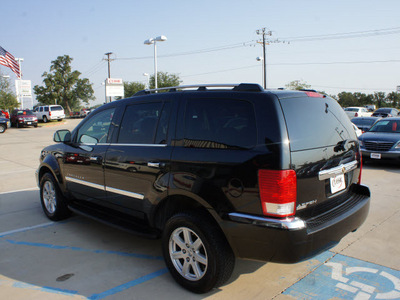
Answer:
0, 189, 265, 299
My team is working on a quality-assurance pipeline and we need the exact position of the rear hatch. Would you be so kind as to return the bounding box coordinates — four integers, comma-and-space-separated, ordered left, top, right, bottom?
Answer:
50, 105, 65, 118
277, 92, 361, 219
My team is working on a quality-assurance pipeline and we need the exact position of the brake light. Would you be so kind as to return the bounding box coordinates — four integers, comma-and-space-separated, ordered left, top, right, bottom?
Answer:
49, 111, 52, 116
258, 170, 297, 217
355, 112, 358, 117
304, 91, 324, 98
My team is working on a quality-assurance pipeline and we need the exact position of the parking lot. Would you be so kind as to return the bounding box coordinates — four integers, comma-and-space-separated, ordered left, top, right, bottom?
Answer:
0, 118, 399, 300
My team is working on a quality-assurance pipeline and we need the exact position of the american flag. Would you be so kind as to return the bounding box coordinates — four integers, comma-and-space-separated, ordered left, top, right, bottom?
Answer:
0, 46, 21, 78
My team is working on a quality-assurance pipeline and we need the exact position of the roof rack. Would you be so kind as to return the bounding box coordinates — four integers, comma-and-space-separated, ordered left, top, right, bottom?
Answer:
134, 83, 264, 96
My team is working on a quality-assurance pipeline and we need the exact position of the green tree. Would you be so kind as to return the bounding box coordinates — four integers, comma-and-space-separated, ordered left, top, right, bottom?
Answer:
373, 92, 386, 108
0, 71, 19, 112
285, 80, 312, 90
33, 55, 94, 114
386, 92, 400, 108
123, 81, 146, 98
149, 72, 182, 90
337, 92, 357, 107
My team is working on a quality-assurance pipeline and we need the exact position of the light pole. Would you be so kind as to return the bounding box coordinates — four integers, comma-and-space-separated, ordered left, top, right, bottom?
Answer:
144, 35, 167, 90
143, 73, 150, 89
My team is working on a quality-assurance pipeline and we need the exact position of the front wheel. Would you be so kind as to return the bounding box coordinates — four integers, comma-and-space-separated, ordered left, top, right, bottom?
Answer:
162, 212, 235, 294
40, 172, 71, 221
0, 124, 6, 133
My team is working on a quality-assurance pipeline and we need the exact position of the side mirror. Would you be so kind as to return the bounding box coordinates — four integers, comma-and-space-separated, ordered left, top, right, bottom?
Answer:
54, 130, 71, 143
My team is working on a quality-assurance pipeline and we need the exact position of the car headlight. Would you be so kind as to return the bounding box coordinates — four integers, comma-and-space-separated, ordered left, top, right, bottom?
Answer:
359, 140, 364, 147
395, 142, 400, 149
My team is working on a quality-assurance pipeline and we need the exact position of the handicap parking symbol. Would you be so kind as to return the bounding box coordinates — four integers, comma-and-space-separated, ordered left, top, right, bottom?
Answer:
284, 253, 400, 300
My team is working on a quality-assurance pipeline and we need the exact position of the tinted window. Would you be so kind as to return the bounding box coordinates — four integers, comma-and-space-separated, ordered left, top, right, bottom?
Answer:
50, 106, 63, 111
45, 107, 49, 112
280, 96, 355, 151
155, 102, 171, 144
351, 118, 376, 127
117, 102, 163, 144
184, 98, 256, 149
77, 108, 115, 144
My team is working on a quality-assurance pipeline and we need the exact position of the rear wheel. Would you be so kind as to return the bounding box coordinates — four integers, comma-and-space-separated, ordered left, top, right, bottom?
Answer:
43, 115, 48, 123
162, 211, 235, 294
0, 124, 6, 133
40, 172, 71, 221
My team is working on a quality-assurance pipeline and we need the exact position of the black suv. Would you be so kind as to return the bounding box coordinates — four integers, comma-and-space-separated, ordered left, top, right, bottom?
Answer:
36, 84, 370, 293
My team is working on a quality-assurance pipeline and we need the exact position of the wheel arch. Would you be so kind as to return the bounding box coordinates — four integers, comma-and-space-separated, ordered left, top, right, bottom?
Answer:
152, 194, 224, 234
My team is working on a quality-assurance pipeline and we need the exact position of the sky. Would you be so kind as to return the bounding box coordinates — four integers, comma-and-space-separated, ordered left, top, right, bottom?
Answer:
1, 0, 400, 107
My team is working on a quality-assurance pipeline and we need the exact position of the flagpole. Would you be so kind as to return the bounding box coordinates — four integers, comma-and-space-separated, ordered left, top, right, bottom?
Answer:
16, 58, 23, 109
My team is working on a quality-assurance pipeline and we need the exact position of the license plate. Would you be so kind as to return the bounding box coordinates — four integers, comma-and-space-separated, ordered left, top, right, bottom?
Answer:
27, 122, 32, 125
330, 174, 346, 194
371, 153, 381, 159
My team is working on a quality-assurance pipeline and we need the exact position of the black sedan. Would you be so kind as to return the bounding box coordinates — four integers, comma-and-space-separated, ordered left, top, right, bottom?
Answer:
0, 116, 10, 133
371, 107, 399, 118
351, 116, 381, 133
358, 117, 400, 161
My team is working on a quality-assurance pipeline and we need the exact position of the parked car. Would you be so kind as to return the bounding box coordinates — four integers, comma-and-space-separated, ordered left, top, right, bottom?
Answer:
358, 117, 400, 161
69, 111, 81, 118
351, 116, 381, 133
352, 123, 362, 137
371, 108, 400, 118
33, 105, 65, 122
10, 109, 38, 128
79, 108, 91, 117
36, 83, 370, 293
0, 115, 10, 133
344, 107, 372, 118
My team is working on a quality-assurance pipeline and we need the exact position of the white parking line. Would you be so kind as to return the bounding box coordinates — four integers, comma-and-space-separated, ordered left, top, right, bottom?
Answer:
0, 222, 54, 237
0, 187, 39, 195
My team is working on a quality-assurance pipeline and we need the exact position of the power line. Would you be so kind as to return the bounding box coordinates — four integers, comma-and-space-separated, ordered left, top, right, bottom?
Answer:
281, 26, 400, 42
181, 59, 400, 78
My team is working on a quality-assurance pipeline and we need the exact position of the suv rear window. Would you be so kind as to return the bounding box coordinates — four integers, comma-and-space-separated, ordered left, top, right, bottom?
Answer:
279, 96, 354, 151
184, 98, 256, 149
50, 106, 63, 111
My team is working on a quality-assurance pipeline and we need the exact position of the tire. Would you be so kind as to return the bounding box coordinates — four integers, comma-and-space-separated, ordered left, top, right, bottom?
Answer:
34, 124, 38, 128
58, 119, 63, 122
40, 172, 71, 221
162, 211, 235, 294
43, 115, 48, 123
0, 124, 5, 133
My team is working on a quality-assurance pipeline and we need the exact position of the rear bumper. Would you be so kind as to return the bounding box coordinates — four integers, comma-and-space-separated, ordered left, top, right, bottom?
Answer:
221, 184, 370, 263
49, 114, 65, 120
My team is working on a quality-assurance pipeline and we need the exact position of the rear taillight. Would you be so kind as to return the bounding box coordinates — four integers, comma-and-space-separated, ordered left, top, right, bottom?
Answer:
355, 112, 358, 117
49, 111, 52, 116
258, 170, 297, 217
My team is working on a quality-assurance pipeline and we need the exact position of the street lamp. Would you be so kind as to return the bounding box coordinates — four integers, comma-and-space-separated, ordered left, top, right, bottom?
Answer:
144, 35, 167, 90
143, 73, 150, 89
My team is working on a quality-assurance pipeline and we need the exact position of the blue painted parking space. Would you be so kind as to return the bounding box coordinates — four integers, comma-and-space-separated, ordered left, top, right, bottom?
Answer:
284, 253, 400, 299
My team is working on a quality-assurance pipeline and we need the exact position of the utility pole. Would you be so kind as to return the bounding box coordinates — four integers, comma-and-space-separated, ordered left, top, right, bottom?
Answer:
256, 28, 272, 89
256, 28, 289, 89
104, 52, 114, 103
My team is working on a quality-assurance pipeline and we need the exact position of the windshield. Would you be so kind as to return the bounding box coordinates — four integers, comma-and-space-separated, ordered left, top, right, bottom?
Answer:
17, 110, 34, 115
375, 108, 391, 113
369, 120, 400, 133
